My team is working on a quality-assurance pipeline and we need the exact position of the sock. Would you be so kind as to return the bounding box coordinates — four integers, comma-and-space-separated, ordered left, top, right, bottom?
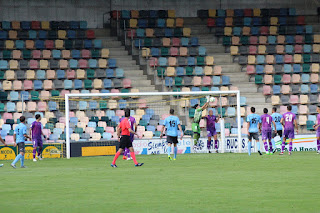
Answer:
33, 148, 37, 159
281, 140, 286, 152
123, 148, 128, 157
127, 151, 131, 158
317, 140, 320, 151
194, 139, 198, 146
167, 146, 171, 157
269, 141, 273, 152
207, 140, 211, 150
37, 147, 42, 157
112, 151, 121, 165
20, 155, 25, 167
215, 140, 218, 150
271, 138, 276, 150
130, 152, 138, 165
12, 154, 21, 165
264, 142, 269, 152
174, 147, 177, 159
257, 142, 260, 151
289, 142, 292, 152
248, 142, 252, 155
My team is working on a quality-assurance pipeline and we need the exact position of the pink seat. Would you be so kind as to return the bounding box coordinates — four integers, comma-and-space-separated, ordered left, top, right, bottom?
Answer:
266, 55, 274, 64
23, 80, 33, 90
81, 49, 90, 58
249, 46, 257, 54
179, 47, 188, 56
106, 127, 114, 134
5, 136, 14, 145
170, 47, 179, 56
3, 113, 13, 121
199, 119, 205, 128
276, 45, 284, 54
67, 69, 76, 79
259, 36, 267, 44
213, 66, 222, 75
45, 40, 54, 49
281, 85, 290, 94
116, 110, 124, 117
295, 35, 303, 44
46, 70, 56, 79
299, 105, 308, 114
62, 50, 71, 59
40, 91, 50, 100
138, 99, 147, 108
149, 57, 158, 67
59, 117, 66, 124
265, 65, 273, 74
294, 45, 303, 53
289, 95, 299, 105
262, 85, 271, 95
156, 125, 163, 131
13, 80, 22, 90
27, 102, 36, 112
202, 76, 211, 86
280, 105, 287, 114
282, 74, 291, 84
284, 55, 293, 63
311, 73, 319, 83
60, 90, 70, 97
29, 60, 39, 69
79, 59, 88, 69
123, 78, 132, 88
38, 102, 47, 112
161, 114, 169, 120
42, 129, 51, 138
246, 65, 255, 74
43, 80, 53, 90
59, 59, 68, 69
292, 74, 300, 83
168, 57, 176, 66
172, 38, 180, 46
249, 36, 258, 45
32, 50, 41, 59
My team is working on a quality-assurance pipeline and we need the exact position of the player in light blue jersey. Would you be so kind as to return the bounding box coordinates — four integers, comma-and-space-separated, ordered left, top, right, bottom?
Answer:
246, 107, 262, 156
11, 116, 31, 168
160, 109, 183, 160
271, 107, 283, 153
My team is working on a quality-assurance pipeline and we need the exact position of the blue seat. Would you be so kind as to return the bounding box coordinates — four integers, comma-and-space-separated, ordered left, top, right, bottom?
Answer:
301, 74, 310, 83
268, 36, 276, 44
64, 80, 72, 89
115, 68, 124, 78
88, 59, 97, 68
305, 25, 313, 34
79, 101, 87, 110
138, 19, 147, 28
291, 105, 298, 114
57, 69, 65, 79
234, 9, 243, 17
53, 128, 63, 135
79, 21, 87, 29
0, 31, 8, 39
103, 79, 112, 88
216, 18, 225, 27
243, 17, 252, 26
301, 84, 309, 93
35, 40, 44, 49
70, 117, 78, 124
256, 65, 264, 74
74, 80, 82, 89
303, 45, 312, 53
151, 48, 159, 57
198, 46, 206, 56
134, 39, 143, 47
284, 64, 292, 73
296, 26, 304, 34
33, 80, 43, 90
142, 115, 151, 122
233, 27, 241, 36
0, 60, 8, 69
251, 27, 259, 36
38, 30, 47, 39
310, 84, 318, 93
252, 17, 261, 26
293, 64, 301, 73
157, 19, 165, 28
187, 57, 195, 66
87, 121, 97, 128
106, 110, 115, 118
190, 99, 199, 107
211, 86, 219, 91
190, 37, 198, 46
48, 101, 57, 111
100, 89, 109, 93
215, 123, 221, 132
121, 10, 130, 19
93, 39, 102, 49
257, 55, 265, 64
84, 40, 92, 49
275, 55, 284, 64
222, 76, 230, 85
106, 69, 114, 78
227, 107, 236, 117
103, 132, 112, 140
28, 30, 37, 39
136, 29, 145, 37
118, 100, 127, 109
273, 85, 281, 94
21, 21, 31, 30
69, 59, 78, 69
285, 45, 293, 54
308, 115, 317, 122
240, 97, 246, 106
71, 50, 80, 59
89, 101, 97, 110
108, 59, 116, 68
35, 70, 45, 80
285, 36, 294, 44
176, 67, 184, 76
181, 37, 189, 46
15, 40, 25, 49
146, 126, 155, 133
52, 50, 61, 59
191, 87, 200, 92
165, 77, 173, 87
164, 28, 173, 37
35, 112, 44, 118
213, 76, 221, 85
150, 10, 158, 18
280, 8, 288, 16
279, 17, 287, 25
2, 21, 11, 30
9, 91, 19, 101
217, 9, 225, 17
70, 21, 80, 29
195, 67, 203, 75
111, 116, 120, 123
159, 57, 167, 66
21, 91, 29, 101
67, 30, 76, 39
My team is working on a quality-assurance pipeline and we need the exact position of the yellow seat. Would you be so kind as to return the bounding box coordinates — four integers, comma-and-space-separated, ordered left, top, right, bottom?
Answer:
9, 60, 18, 69
224, 27, 232, 36
98, 59, 107, 68
5, 70, 15, 80
168, 10, 175, 18
55, 40, 64, 49
108, 100, 117, 109
248, 55, 256, 64
204, 66, 213, 75
93, 79, 103, 89
12, 21, 20, 30
141, 48, 150, 57
253, 8, 261, 17
271, 95, 280, 105
3, 80, 12, 90
258, 45, 266, 54
76, 69, 85, 79
314, 35, 320, 43
16, 102, 26, 112
205, 56, 214, 66
101, 49, 109, 58
58, 30, 67, 39
26, 70, 35, 79
129, 19, 137, 28
230, 46, 239, 55
5, 40, 14, 49
208, 9, 216, 17
40, 60, 49, 69
166, 67, 175, 76
311, 63, 319, 73
270, 17, 278, 25
41, 21, 50, 30
166, 19, 175, 28
269, 26, 277, 35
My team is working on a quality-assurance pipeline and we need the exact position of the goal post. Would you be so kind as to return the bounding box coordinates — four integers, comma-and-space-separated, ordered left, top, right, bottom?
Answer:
65, 90, 242, 159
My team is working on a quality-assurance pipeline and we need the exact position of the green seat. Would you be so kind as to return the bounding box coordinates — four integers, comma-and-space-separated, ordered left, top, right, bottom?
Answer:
174, 28, 182, 37
303, 54, 310, 63
154, 131, 161, 137
223, 36, 231, 46
217, 107, 226, 117
3, 50, 11, 59
189, 108, 195, 118
197, 57, 205, 66
184, 130, 193, 136
23, 50, 31, 59
255, 75, 263, 84
278, 26, 286, 35
144, 38, 152, 47
274, 75, 282, 84
30, 91, 39, 101
90, 116, 99, 123
0, 71, 4, 80
121, 88, 129, 98
307, 121, 315, 131
51, 90, 60, 97
173, 87, 180, 98
60, 133, 66, 140
240, 36, 249, 45
8, 130, 14, 136
225, 123, 231, 130
200, 97, 207, 106
161, 47, 169, 56
91, 49, 100, 58
86, 69, 95, 79
96, 127, 104, 135
74, 127, 83, 136
174, 77, 183, 86
157, 67, 165, 77
65, 40, 73, 49
107, 121, 117, 127
49, 118, 58, 123
201, 87, 209, 91
186, 67, 193, 76
84, 79, 92, 89
302, 64, 310, 73
305, 35, 313, 44
100, 116, 109, 122
45, 123, 54, 132
0, 103, 5, 112
139, 120, 148, 127
181, 125, 186, 132
99, 100, 107, 109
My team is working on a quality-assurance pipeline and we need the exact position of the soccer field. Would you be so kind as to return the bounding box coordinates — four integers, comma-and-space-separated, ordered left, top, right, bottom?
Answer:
0, 153, 319, 213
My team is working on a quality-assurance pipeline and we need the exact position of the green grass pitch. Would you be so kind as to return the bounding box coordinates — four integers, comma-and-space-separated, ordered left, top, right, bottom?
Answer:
0, 152, 319, 213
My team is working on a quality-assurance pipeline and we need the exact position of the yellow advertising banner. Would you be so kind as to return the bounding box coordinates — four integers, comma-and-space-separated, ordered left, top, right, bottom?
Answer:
82, 146, 116, 156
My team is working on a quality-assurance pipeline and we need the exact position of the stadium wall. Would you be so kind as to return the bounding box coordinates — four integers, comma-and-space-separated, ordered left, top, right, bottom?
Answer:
0, 0, 318, 28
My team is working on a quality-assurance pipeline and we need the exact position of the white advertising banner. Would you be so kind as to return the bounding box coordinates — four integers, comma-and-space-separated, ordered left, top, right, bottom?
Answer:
132, 134, 317, 155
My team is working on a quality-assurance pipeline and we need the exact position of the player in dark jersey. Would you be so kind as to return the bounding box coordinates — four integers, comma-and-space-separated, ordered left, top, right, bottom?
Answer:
30, 114, 46, 161
204, 110, 220, 153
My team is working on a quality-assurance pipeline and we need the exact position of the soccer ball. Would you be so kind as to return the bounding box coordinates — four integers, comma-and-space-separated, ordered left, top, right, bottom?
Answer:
209, 97, 215, 102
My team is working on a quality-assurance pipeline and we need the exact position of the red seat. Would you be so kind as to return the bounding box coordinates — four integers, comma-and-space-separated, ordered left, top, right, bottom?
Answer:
284, 55, 293, 63
23, 80, 33, 90
31, 21, 41, 30
32, 50, 41, 59
295, 35, 303, 44
81, 49, 90, 58
282, 74, 291, 84
86, 30, 95, 39
207, 18, 215, 27
123, 78, 132, 88
170, 47, 179, 56
172, 38, 180, 46
297, 16, 305, 25
244, 9, 252, 16
79, 59, 88, 69
29, 60, 39, 69
249, 36, 258, 45
127, 29, 136, 38
45, 40, 54, 49
249, 46, 257, 54
149, 57, 158, 66
294, 45, 302, 53
260, 26, 269, 35
246, 65, 255, 74
67, 69, 76, 79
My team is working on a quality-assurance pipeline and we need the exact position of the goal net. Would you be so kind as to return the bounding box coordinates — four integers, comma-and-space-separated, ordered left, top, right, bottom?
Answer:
63, 90, 242, 159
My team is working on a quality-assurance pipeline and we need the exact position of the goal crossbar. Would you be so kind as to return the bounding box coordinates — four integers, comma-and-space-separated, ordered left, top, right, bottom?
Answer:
65, 90, 242, 158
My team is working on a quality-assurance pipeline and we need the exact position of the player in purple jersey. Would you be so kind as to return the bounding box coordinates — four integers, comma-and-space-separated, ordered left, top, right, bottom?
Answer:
280, 106, 298, 155
259, 108, 277, 155
313, 106, 320, 154
118, 110, 137, 160
204, 110, 220, 153
30, 114, 46, 161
